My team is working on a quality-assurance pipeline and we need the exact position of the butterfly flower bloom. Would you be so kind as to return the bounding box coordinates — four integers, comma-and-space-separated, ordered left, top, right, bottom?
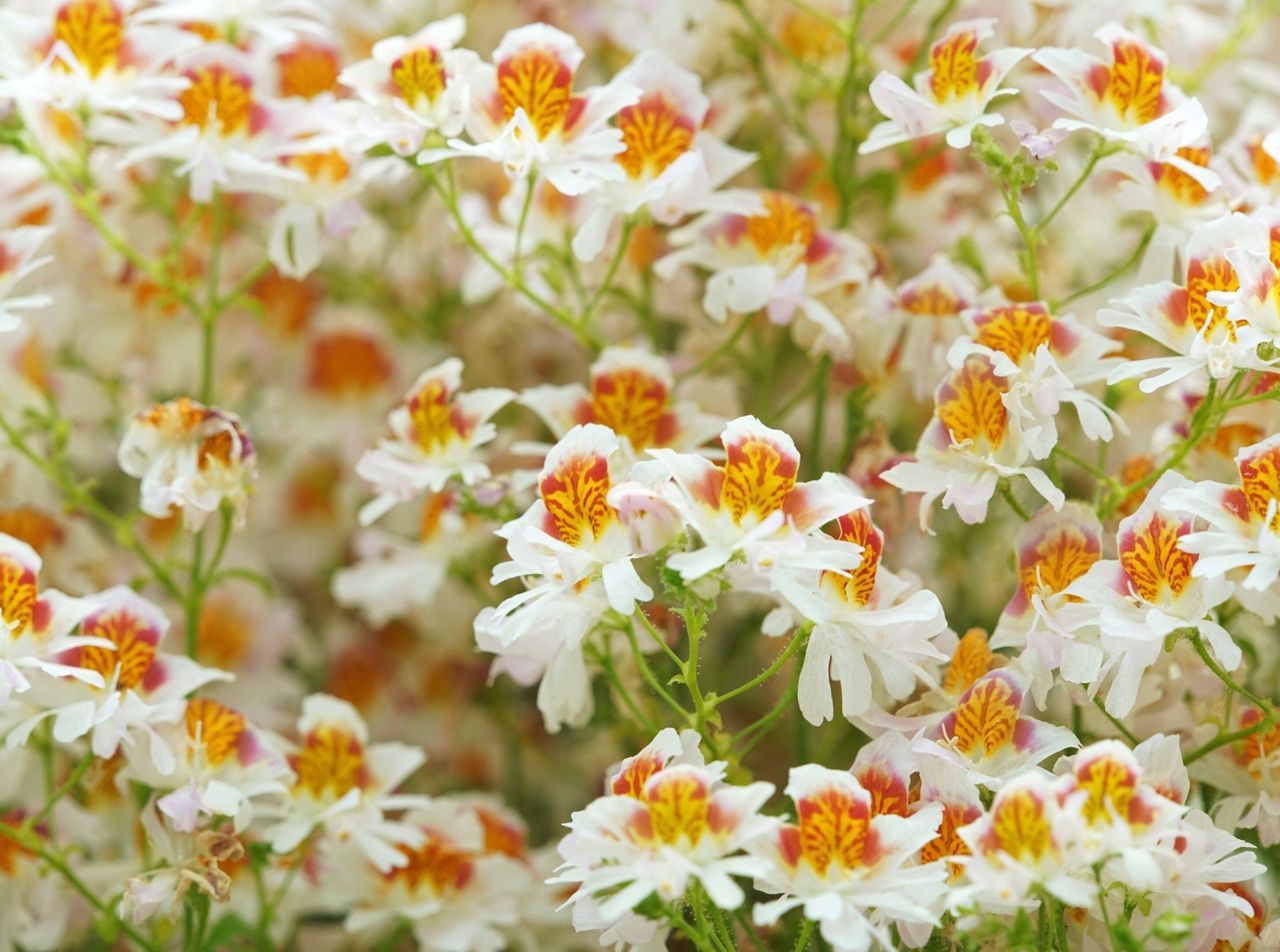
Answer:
570, 50, 754, 263
555, 744, 773, 921
882, 355, 1065, 528
433, 24, 639, 195
1062, 472, 1238, 717
0, 226, 54, 333
1033, 23, 1207, 160
263, 693, 429, 871
655, 190, 875, 349
118, 397, 256, 530
861, 18, 1030, 153
517, 345, 722, 457
769, 509, 949, 725
338, 14, 478, 156
650, 415, 868, 580
748, 765, 948, 952
7, 586, 229, 771
341, 799, 532, 951
0, 534, 100, 704
1100, 213, 1274, 389
355, 358, 514, 525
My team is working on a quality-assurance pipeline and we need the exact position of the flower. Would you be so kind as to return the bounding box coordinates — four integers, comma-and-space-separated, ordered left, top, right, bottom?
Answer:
118, 397, 256, 531
881, 355, 1065, 529
0, 226, 54, 333
355, 358, 513, 525
1062, 471, 1237, 717
1033, 23, 1207, 160
656, 190, 874, 350
431, 24, 639, 195
555, 745, 773, 920
338, 14, 478, 155
769, 509, 949, 725
861, 18, 1029, 153
570, 49, 754, 262
263, 693, 429, 871
649, 415, 868, 580
749, 765, 948, 952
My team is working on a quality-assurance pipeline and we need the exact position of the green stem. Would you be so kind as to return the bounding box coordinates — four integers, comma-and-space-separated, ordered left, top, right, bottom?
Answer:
30, 750, 94, 829
717, 629, 808, 704
1052, 220, 1155, 309
1091, 696, 1140, 746
1190, 632, 1275, 716
794, 919, 816, 952
999, 483, 1032, 521
580, 217, 636, 329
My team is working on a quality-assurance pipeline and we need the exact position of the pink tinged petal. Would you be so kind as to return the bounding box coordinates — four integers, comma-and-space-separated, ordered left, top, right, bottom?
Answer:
783, 472, 870, 532
158, 782, 207, 833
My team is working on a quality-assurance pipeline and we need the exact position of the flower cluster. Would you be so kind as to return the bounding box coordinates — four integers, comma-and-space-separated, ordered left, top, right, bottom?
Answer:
0, 0, 1279, 950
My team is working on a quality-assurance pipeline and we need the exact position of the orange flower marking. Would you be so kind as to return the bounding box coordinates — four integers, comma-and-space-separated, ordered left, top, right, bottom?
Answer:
387, 833, 475, 896
778, 8, 844, 61
1186, 255, 1239, 340
1238, 443, 1280, 531
928, 29, 981, 101
611, 752, 666, 799
951, 675, 1019, 757
1248, 138, 1279, 188
615, 93, 695, 179
0, 815, 34, 874
943, 628, 994, 695
1100, 38, 1164, 126
937, 358, 1007, 449
824, 510, 882, 606
744, 192, 816, 261
720, 435, 798, 524
391, 48, 446, 109
541, 454, 614, 547
1020, 524, 1098, 598
185, 699, 247, 767
179, 65, 254, 136
0, 556, 37, 635
1238, 707, 1280, 778
972, 304, 1051, 364
407, 377, 462, 453
793, 785, 871, 873
53, 0, 123, 77
252, 270, 318, 339
921, 802, 975, 878
1152, 147, 1212, 206
1074, 753, 1138, 827
629, 772, 711, 847
79, 609, 159, 691
590, 368, 668, 448
306, 331, 393, 397
196, 595, 252, 670
475, 807, 527, 859
899, 283, 962, 317
857, 767, 909, 818
0, 508, 63, 556
1119, 512, 1194, 602
284, 149, 351, 183
498, 48, 573, 139
277, 43, 340, 99
984, 787, 1053, 861
292, 725, 367, 799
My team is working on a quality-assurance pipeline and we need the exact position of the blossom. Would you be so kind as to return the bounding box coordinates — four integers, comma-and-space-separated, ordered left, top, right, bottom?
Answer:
0, 226, 54, 333
649, 415, 868, 580
0, 533, 99, 704
881, 355, 1066, 528
861, 18, 1030, 152
1033, 23, 1207, 160
1099, 213, 1274, 390
518, 345, 721, 458
749, 765, 948, 952
1062, 471, 1237, 717
555, 748, 773, 919
571, 50, 754, 262
355, 358, 514, 525
655, 190, 874, 349
118, 397, 256, 531
769, 509, 949, 725
7, 585, 229, 771
431, 24, 639, 195
338, 14, 478, 155
263, 693, 429, 871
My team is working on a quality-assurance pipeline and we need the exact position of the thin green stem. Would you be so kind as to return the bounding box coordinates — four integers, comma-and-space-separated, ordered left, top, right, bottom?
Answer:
1190, 632, 1275, 716
999, 483, 1032, 521
794, 918, 816, 952
623, 621, 692, 720
1052, 220, 1155, 309
1091, 696, 1140, 746
580, 217, 636, 329
717, 629, 808, 704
